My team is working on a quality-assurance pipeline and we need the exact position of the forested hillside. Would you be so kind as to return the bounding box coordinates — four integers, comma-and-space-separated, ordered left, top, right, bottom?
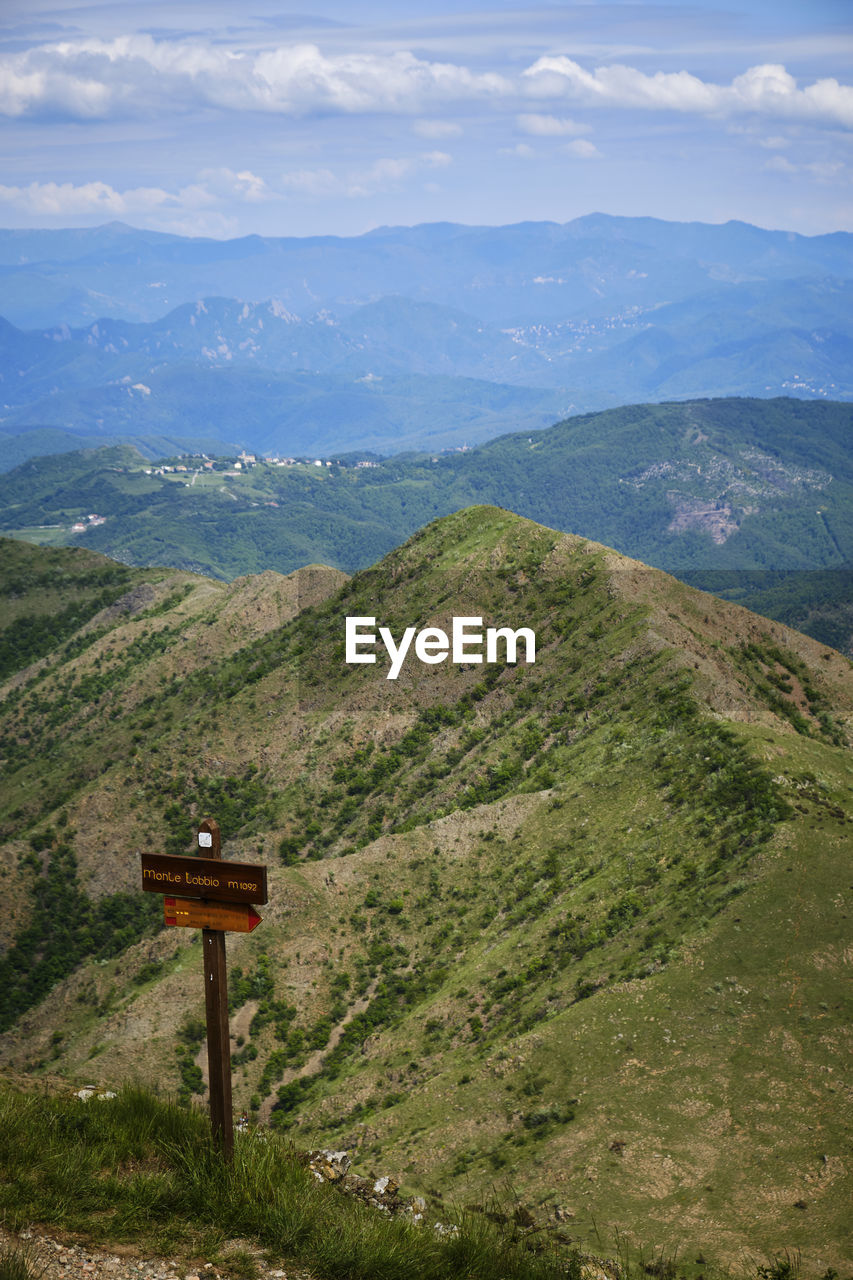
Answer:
2, 398, 851, 652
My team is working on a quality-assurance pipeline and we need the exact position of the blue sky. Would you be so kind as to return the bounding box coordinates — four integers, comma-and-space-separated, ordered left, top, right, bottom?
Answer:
1, 1, 851, 238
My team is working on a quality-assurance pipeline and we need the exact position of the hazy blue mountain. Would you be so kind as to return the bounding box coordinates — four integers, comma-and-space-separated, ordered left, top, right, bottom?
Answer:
3, 215, 853, 328
0, 365, 569, 460
2, 215, 852, 463
2, 294, 554, 388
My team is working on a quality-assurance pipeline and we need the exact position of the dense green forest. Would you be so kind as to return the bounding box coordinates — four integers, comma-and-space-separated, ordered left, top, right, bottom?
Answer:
0, 833, 161, 1032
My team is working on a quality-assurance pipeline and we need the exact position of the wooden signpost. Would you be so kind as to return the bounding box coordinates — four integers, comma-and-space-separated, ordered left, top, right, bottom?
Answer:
140, 817, 268, 1160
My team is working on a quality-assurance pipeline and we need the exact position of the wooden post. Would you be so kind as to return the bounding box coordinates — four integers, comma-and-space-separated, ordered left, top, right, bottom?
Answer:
198, 818, 234, 1161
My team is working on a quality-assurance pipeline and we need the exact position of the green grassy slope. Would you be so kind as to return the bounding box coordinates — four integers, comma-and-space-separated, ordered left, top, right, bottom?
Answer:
0, 511, 851, 1273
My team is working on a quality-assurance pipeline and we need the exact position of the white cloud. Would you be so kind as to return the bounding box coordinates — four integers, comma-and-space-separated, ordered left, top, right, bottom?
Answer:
0, 175, 271, 233
413, 119, 463, 138
806, 160, 845, 180
523, 57, 853, 130
765, 154, 847, 182
764, 155, 798, 175
517, 112, 591, 137
563, 138, 600, 158
199, 168, 269, 202
420, 150, 452, 168
280, 168, 340, 196
348, 152, 452, 195
499, 143, 535, 158
0, 179, 171, 216
358, 157, 416, 186
0, 35, 512, 120
3, 33, 850, 141
281, 151, 452, 200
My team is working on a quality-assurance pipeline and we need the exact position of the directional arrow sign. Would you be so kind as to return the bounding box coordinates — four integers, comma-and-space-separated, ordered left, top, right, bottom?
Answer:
164, 896, 263, 933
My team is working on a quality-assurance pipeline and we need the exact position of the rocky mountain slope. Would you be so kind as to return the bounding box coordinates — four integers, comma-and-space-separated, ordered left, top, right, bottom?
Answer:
0, 511, 851, 1272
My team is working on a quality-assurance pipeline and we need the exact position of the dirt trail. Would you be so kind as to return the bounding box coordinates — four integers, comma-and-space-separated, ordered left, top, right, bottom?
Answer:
258, 979, 379, 1125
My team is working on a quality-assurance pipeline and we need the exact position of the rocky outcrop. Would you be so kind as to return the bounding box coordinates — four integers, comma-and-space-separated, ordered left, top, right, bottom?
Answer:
304, 1148, 426, 1221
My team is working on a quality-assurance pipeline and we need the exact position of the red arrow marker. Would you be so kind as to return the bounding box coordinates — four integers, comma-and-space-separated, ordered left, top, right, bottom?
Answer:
162, 897, 264, 933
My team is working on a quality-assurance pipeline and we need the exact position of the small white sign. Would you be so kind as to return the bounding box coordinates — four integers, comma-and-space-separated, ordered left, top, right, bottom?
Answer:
198, 832, 213, 848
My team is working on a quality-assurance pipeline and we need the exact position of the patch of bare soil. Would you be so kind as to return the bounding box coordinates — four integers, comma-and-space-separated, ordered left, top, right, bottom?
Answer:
666, 496, 741, 544
0, 1227, 315, 1280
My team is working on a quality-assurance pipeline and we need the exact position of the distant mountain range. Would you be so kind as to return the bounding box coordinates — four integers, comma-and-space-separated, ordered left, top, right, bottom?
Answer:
1, 215, 852, 463
5, 215, 853, 329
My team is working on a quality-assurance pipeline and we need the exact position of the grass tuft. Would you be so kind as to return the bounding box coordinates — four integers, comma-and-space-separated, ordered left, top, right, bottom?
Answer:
0, 1241, 44, 1280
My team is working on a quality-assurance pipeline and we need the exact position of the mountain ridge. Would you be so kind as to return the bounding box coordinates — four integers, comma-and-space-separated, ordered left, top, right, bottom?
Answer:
0, 509, 851, 1269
